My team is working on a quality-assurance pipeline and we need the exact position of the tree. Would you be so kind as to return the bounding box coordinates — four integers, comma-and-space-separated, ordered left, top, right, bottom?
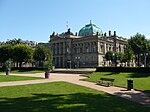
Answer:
105, 51, 113, 61
0, 45, 12, 63
115, 52, 124, 63
128, 33, 147, 66
122, 43, 134, 63
12, 44, 33, 67
33, 45, 52, 67
145, 40, 150, 66
6, 38, 22, 45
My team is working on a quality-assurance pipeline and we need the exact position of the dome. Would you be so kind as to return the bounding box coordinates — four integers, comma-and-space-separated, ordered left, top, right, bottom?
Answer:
79, 21, 103, 36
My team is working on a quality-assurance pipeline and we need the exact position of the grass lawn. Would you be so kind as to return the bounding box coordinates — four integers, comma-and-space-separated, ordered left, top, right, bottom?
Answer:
0, 75, 44, 82
0, 82, 149, 112
82, 72, 150, 91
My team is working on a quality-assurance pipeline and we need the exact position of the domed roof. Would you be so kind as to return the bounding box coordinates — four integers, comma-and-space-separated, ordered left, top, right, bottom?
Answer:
79, 21, 103, 36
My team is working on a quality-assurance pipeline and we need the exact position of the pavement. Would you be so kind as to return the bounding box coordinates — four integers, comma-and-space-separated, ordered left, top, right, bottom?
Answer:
0, 72, 150, 107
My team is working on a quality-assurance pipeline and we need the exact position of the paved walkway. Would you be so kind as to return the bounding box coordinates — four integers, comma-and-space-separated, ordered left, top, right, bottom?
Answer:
0, 73, 150, 106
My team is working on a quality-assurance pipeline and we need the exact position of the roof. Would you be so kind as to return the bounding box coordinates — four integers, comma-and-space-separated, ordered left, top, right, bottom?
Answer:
79, 21, 103, 36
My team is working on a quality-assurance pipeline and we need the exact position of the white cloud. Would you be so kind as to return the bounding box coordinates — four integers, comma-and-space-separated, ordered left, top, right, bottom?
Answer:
146, 36, 150, 39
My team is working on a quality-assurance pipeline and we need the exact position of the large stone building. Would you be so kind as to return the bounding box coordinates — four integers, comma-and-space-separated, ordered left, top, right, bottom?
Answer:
49, 22, 127, 68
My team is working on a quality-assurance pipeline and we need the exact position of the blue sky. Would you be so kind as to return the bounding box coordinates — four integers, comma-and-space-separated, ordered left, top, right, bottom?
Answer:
0, 0, 150, 43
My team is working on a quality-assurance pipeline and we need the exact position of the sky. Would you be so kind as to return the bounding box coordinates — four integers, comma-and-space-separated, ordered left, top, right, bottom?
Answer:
0, 0, 150, 43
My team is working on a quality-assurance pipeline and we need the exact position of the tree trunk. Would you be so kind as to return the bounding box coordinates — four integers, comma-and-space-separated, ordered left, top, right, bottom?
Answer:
19, 62, 22, 67
137, 54, 140, 67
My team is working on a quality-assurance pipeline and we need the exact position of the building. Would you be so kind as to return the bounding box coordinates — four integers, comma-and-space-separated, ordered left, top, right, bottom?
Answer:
49, 21, 127, 68
0, 39, 38, 47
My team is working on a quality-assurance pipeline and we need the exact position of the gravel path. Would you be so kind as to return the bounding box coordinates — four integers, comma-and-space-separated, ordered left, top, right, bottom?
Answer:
0, 73, 150, 106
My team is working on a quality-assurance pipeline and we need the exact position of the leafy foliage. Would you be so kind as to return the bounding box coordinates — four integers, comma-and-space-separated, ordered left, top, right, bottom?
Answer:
12, 44, 33, 67
0, 43, 53, 68
0, 45, 12, 63
6, 38, 24, 45
33, 45, 52, 69
121, 43, 134, 63
5, 59, 12, 71
105, 51, 113, 61
128, 33, 150, 66
129, 33, 147, 54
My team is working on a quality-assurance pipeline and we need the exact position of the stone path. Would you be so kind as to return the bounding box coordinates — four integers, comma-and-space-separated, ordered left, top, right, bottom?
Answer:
0, 73, 150, 106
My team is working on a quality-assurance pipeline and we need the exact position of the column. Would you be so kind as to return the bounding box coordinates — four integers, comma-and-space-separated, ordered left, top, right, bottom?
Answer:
89, 42, 92, 52
104, 42, 106, 54
63, 42, 65, 54
59, 43, 61, 54
82, 43, 84, 53
97, 42, 100, 53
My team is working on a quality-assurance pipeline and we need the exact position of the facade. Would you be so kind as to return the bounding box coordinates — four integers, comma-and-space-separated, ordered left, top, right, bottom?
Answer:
49, 22, 127, 68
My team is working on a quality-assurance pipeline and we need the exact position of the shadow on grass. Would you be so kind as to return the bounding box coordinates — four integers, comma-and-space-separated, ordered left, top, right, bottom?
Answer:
129, 73, 150, 78
103, 72, 150, 78
114, 91, 150, 107
104, 72, 121, 75
0, 93, 149, 112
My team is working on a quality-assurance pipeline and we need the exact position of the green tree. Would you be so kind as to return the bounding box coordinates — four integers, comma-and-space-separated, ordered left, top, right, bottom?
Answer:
145, 40, 150, 66
115, 52, 124, 63
33, 45, 52, 67
105, 51, 113, 61
6, 38, 22, 45
12, 44, 33, 67
128, 33, 147, 66
122, 43, 134, 63
0, 45, 12, 63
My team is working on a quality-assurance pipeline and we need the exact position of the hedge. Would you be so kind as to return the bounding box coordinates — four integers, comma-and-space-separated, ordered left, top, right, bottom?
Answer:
0, 67, 45, 72
96, 67, 150, 73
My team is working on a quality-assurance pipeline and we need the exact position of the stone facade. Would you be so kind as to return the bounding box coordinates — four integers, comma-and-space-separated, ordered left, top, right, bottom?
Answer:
49, 23, 127, 68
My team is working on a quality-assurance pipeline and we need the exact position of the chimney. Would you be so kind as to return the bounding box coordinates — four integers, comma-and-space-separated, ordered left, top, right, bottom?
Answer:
109, 30, 111, 36
114, 31, 116, 36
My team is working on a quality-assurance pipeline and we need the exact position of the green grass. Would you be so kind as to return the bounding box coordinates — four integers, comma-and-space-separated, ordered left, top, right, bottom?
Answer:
82, 72, 150, 91
0, 75, 44, 82
0, 82, 149, 112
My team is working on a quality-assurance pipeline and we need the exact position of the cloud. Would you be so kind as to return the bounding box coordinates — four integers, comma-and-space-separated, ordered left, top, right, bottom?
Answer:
146, 36, 150, 39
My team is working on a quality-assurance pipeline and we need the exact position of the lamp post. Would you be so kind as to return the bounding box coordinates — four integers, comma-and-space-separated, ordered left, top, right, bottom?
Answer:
112, 53, 116, 66
144, 53, 148, 67
75, 56, 80, 68
67, 60, 71, 69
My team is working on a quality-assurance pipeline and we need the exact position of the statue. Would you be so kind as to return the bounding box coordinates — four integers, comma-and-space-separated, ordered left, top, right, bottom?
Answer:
65, 28, 73, 35
52, 32, 55, 36
67, 28, 71, 34
50, 32, 55, 38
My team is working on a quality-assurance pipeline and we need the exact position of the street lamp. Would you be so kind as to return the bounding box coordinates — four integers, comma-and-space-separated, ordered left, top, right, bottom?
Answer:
75, 56, 80, 68
67, 60, 71, 69
144, 53, 148, 67
112, 53, 116, 66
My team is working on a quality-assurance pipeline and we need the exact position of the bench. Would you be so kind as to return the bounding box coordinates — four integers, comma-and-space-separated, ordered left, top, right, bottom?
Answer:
97, 78, 115, 87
